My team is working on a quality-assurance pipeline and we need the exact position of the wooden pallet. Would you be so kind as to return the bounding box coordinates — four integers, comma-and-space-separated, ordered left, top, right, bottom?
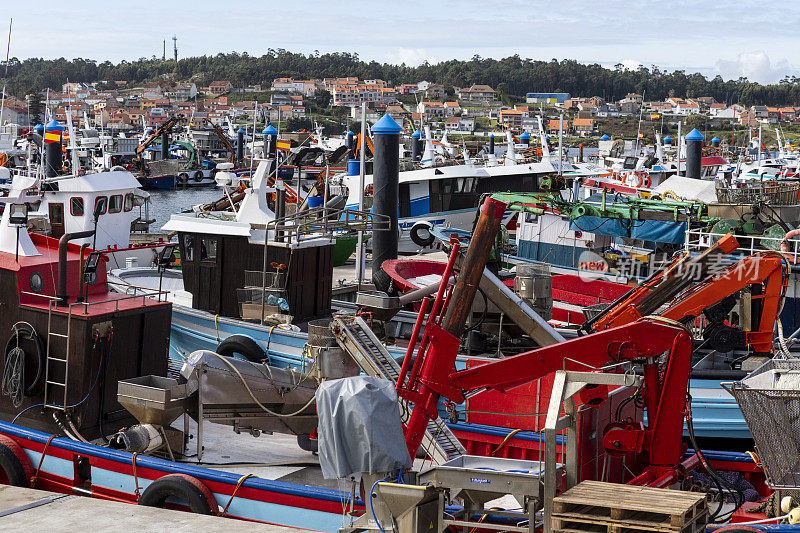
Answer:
551, 480, 708, 533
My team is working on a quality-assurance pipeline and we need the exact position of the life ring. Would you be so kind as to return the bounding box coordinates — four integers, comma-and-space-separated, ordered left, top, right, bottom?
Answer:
409, 222, 435, 247
178, 173, 189, 185
193, 171, 204, 183
138, 473, 218, 515
216, 335, 267, 363
0, 153, 7, 167
625, 171, 643, 188
0, 434, 33, 487
5, 323, 45, 397
781, 228, 800, 263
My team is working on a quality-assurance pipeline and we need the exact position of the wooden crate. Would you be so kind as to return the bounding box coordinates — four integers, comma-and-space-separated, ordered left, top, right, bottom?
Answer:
552, 480, 708, 533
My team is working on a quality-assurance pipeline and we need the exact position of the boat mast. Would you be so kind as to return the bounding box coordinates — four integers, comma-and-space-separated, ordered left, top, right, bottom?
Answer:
0, 19, 11, 133
355, 101, 367, 285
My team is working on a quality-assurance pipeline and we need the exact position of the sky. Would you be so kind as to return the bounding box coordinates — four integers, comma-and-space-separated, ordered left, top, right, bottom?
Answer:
7, 1, 800, 84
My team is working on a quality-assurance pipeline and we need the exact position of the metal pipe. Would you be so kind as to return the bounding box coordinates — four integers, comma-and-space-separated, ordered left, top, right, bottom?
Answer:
57, 230, 96, 306
441, 197, 507, 336
77, 243, 89, 303
397, 276, 455, 306
406, 242, 460, 389
479, 267, 565, 346
396, 297, 429, 392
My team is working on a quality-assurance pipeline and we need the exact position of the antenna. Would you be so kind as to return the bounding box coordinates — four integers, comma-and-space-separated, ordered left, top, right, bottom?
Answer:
172, 35, 177, 62
162, 39, 166, 61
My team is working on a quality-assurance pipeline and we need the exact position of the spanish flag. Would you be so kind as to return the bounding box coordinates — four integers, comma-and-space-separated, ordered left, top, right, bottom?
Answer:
638, 132, 644, 139
276, 139, 291, 151
44, 129, 61, 144
650, 113, 660, 120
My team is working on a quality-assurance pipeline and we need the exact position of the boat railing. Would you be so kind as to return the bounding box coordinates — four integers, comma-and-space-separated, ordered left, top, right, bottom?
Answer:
265, 205, 390, 246
22, 284, 170, 314
685, 228, 799, 262
715, 181, 800, 204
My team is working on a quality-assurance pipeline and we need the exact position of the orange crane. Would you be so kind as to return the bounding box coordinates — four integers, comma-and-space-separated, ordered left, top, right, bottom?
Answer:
585, 233, 789, 354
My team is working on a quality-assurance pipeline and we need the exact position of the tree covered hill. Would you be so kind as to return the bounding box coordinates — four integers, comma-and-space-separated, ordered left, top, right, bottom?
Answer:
5, 50, 800, 106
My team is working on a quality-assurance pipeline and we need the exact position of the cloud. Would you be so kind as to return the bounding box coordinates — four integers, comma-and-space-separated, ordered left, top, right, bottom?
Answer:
385, 48, 437, 67
601, 59, 644, 71
715, 51, 791, 83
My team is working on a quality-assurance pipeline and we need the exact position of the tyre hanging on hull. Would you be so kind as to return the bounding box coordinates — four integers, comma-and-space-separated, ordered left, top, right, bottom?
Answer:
138, 473, 218, 515
216, 335, 267, 363
409, 221, 435, 248
0, 434, 33, 487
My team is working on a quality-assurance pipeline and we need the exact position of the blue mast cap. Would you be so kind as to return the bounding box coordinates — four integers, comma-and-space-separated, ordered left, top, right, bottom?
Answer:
411, 130, 421, 139
663, 135, 673, 143
711, 136, 720, 142
600, 134, 610, 140
262, 124, 278, 136
371, 114, 403, 135
45, 119, 64, 132
237, 128, 245, 134
685, 128, 704, 141
34, 123, 44, 132
520, 132, 531, 140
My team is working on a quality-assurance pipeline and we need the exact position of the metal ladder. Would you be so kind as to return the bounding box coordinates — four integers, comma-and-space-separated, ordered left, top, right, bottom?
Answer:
43, 301, 73, 410
331, 315, 465, 464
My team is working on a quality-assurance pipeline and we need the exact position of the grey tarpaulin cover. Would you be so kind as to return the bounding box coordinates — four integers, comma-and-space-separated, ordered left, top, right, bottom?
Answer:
315, 376, 412, 479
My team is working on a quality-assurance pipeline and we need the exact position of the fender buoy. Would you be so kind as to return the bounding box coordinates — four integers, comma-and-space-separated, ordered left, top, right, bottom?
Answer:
216, 335, 267, 363
781, 228, 800, 263
663, 190, 680, 201
138, 473, 218, 515
193, 171, 204, 182
0, 434, 33, 487
5, 323, 45, 397
409, 222, 435, 247
179, 173, 189, 185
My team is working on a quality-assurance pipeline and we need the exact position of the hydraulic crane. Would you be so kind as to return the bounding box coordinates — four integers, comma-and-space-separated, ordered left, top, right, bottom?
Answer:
583, 233, 789, 354
396, 197, 696, 477
135, 114, 184, 174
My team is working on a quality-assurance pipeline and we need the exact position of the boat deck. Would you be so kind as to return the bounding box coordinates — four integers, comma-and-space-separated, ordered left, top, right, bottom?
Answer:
174, 416, 342, 491
0, 485, 313, 532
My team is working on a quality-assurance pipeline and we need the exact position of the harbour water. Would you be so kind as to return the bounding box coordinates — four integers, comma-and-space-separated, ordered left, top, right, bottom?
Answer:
147, 187, 222, 232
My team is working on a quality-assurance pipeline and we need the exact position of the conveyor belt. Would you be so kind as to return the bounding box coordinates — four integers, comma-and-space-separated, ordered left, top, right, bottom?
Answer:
331, 315, 465, 464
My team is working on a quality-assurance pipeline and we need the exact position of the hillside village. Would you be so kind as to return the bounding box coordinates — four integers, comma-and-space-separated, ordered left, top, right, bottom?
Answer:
2, 75, 797, 142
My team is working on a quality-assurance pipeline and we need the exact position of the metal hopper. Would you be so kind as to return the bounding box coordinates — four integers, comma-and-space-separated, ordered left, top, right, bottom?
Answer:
117, 375, 195, 427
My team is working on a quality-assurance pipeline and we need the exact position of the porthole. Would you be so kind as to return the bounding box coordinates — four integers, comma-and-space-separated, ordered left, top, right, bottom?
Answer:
29, 271, 44, 292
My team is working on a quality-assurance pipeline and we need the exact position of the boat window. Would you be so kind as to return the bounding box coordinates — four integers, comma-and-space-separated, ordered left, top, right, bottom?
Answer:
456, 178, 465, 192
94, 196, 107, 215
29, 271, 44, 293
200, 238, 217, 261
183, 234, 194, 261
70, 197, 84, 217
50, 204, 64, 224
124, 193, 134, 212
109, 195, 123, 213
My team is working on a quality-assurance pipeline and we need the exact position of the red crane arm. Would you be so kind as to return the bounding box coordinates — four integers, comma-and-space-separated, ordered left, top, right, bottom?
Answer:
401, 319, 693, 467
661, 253, 787, 352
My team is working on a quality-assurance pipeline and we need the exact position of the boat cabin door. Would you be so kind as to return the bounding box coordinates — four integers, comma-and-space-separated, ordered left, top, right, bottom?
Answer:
49, 202, 65, 239
196, 236, 222, 313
